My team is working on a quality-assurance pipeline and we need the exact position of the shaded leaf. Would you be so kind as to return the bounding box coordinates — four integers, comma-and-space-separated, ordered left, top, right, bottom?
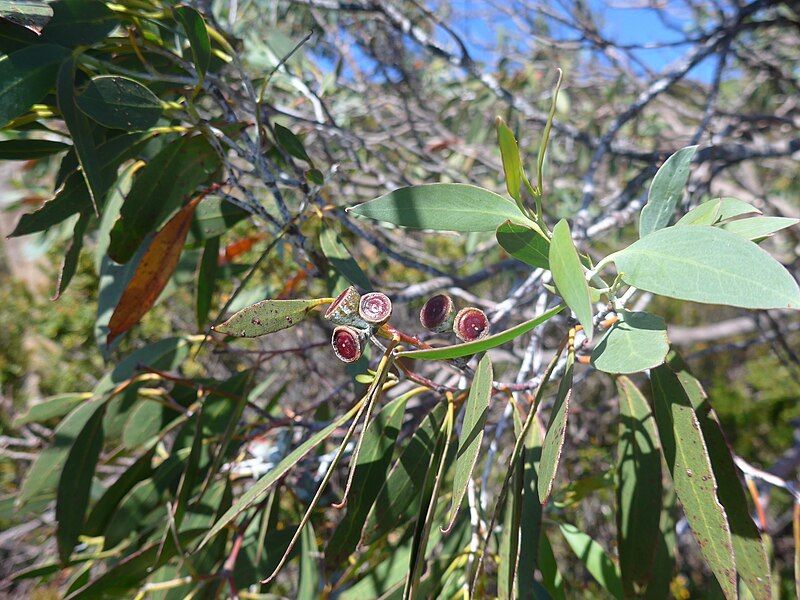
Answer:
0, 138, 69, 159
537, 533, 566, 600
550, 219, 593, 340
121, 400, 164, 449
274, 123, 311, 163
0, 0, 53, 30
591, 310, 669, 374
616, 376, 662, 597
496, 220, 550, 270
444, 355, 492, 531
107, 195, 203, 344
722, 216, 798, 241
41, 0, 118, 47
109, 134, 220, 263
499, 452, 524, 599
650, 365, 737, 599
639, 146, 697, 237
191, 196, 249, 240
76, 75, 161, 130
53, 210, 89, 300
298, 522, 319, 599
518, 419, 545, 599
12, 392, 91, 427
215, 298, 329, 338
56, 403, 106, 562
196, 235, 219, 329
0, 16, 40, 52
320, 226, 372, 292
348, 183, 527, 232
397, 304, 564, 360
613, 225, 800, 310
538, 351, 574, 503
0, 44, 68, 126
175, 4, 211, 79
560, 523, 623, 599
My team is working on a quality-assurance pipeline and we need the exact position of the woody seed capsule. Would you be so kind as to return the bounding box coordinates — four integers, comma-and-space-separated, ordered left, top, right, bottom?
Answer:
359, 292, 393, 326
453, 307, 490, 342
324, 286, 368, 329
332, 325, 365, 363
420, 293, 455, 333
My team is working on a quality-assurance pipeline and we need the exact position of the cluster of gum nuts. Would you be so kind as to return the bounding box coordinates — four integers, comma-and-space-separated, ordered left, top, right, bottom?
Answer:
324, 285, 491, 363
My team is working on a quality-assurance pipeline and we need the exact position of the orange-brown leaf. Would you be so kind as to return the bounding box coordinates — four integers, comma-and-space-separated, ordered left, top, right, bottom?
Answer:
107, 197, 202, 344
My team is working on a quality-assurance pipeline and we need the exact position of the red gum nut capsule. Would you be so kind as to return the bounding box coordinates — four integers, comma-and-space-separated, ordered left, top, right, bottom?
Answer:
324, 286, 367, 328
359, 292, 392, 325
419, 294, 455, 333
332, 325, 365, 363
454, 307, 490, 342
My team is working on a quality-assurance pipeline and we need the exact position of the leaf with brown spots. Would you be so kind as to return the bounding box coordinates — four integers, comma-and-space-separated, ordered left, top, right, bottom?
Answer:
214, 298, 329, 338
106, 196, 203, 344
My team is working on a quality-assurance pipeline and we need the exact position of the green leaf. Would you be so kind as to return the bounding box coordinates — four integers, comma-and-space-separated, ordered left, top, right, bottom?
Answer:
613, 225, 800, 310
668, 355, 772, 599
361, 403, 447, 545
325, 392, 410, 566
0, 138, 70, 159
0, 44, 68, 127
559, 523, 623, 599
650, 365, 737, 599
274, 123, 312, 163
320, 227, 372, 292
76, 76, 162, 130
518, 419, 545, 599
121, 400, 164, 449
538, 533, 566, 600
397, 305, 564, 360
53, 210, 89, 299
174, 4, 211, 79
499, 453, 523, 600
590, 310, 669, 374
56, 403, 106, 562
191, 196, 249, 240
616, 376, 662, 597
93, 337, 190, 397
196, 236, 219, 328
347, 183, 527, 232
298, 522, 319, 599
197, 402, 362, 549
12, 392, 91, 427
41, 0, 118, 47
0, 0, 53, 29
722, 216, 798, 240
18, 398, 106, 505
538, 351, 573, 503
215, 298, 328, 338
496, 220, 550, 269
497, 118, 528, 202
0, 16, 40, 53
57, 57, 107, 214
676, 197, 759, 227
550, 219, 593, 340
639, 145, 697, 237
109, 134, 221, 263
444, 355, 492, 531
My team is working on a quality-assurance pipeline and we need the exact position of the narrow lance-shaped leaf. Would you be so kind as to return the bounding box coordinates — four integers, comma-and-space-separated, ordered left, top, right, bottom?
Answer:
196, 236, 220, 329
650, 365, 737, 599
398, 305, 564, 360
518, 418, 545, 599
668, 354, 772, 599
612, 225, 800, 310
499, 448, 524, 600
215, 298, 330, 338
550, 219, 593, 340
107, 195, 204, 344
591, 311, 669, 374
559, 523, 623, 599
53, 211, 90, 300
639, 145, 697, 237
443, 355, 492, 532
76, 76, 162, 131
175, 4, 211, 79
616, 376, 662, 597
56, 403, 106, 563
348, 183, 528, 232
721, 216, 798, 241
0, 139, 70, 160
538, 350, 574, 503
0, 44, 68, 126
496, 220, 550, 270
320, 226, 372, 292
12, 393, 92, 428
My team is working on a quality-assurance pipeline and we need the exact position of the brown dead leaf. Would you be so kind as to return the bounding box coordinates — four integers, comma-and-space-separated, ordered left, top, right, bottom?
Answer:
107, 196, 203, 344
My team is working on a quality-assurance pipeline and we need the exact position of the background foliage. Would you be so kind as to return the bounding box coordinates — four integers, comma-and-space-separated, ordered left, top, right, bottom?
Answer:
1, 0, 799, 598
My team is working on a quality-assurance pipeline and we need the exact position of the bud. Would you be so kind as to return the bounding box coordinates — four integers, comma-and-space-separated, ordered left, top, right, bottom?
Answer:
453, 307, 490, 342
324, 286, 368, 328
419, 293, 455, 333
359, 292, 393, 326
331, 325, 366, 363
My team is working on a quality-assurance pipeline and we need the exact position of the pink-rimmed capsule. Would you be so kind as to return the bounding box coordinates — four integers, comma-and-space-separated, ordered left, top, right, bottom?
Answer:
331, 325, 365, 363
453, 307, 490, 342
359, 292, 392, 326
419, 293, 455, 333
324, 286, 367, 328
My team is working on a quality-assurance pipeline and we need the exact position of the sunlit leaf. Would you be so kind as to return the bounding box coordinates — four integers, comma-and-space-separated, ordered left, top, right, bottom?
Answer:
559, 523, 623, 599
676, 197, 759, 226
613, 225, 800, 309
348, 183, 528, 232
591, 311, 669, 374
639, 145, 697, 237
76, 76, 162, 130
550, 219, 593, 340
538, 351, 573, 503
175, 4, 211, 79
722, 216, 798, 241
215, 298, 329, 338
